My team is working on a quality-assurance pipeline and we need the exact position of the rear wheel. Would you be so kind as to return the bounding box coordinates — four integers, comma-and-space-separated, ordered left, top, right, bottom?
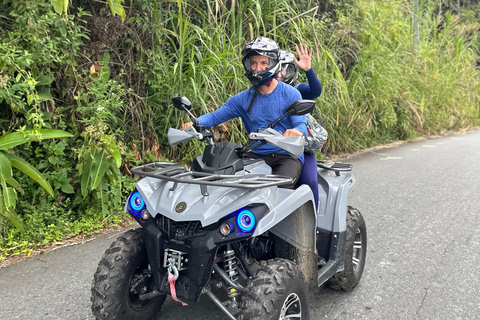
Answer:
91, 229, 166, 320
239, 258, 309, 320
326, 206, 367, 291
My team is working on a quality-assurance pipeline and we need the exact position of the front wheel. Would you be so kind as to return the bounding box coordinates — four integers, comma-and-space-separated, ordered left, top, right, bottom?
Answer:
326, 206, 367, 291
91, 228, 166, 320
239, 258, 309, 320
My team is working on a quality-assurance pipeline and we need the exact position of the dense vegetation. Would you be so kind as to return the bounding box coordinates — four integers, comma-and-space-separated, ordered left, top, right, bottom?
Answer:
0, 0, 479, 258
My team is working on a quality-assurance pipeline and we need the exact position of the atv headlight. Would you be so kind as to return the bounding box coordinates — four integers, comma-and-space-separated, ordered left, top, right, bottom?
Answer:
236, 209, 256, 233
128, 191, 145, 214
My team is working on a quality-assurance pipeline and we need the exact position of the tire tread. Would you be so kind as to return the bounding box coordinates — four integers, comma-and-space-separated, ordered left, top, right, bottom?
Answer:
326, 206, 367, 291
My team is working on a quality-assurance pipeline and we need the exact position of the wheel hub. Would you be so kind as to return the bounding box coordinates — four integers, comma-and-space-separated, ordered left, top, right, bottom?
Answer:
352, 227, 363, 274
280, 292, 302, 319
128, 260, 154, 310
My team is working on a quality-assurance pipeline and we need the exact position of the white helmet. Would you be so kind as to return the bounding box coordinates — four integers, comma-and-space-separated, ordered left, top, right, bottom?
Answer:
241, 37, 281, 87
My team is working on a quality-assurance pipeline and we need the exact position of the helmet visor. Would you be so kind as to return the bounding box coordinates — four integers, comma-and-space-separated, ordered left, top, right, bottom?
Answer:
242, 50, 279, 72
243, 55, 278, 73
282, 63, 297, 80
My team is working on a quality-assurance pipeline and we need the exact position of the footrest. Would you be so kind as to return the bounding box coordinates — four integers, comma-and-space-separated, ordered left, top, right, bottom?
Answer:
317, 161, 352, 176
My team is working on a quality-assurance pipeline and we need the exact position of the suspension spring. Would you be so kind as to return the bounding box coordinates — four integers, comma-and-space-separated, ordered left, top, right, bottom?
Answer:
223, 248, 238, 298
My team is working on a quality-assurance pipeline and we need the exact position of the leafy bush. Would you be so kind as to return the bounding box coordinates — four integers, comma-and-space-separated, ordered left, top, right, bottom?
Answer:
0, 129, 72, 233
0, 0, 479, 258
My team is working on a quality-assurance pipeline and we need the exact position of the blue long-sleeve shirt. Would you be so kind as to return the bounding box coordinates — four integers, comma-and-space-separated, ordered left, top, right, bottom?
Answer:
295, 68, 322, 100
198, 81, 306, 157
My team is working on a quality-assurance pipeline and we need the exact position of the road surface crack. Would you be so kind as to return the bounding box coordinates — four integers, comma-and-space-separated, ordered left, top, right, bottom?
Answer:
416, 287, 429, 316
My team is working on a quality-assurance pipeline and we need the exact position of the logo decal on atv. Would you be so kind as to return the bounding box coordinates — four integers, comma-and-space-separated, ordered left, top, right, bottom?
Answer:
175, 202, 187, 213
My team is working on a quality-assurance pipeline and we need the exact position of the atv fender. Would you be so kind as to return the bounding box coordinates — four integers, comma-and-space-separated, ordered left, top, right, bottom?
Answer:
254, 185, 318, 283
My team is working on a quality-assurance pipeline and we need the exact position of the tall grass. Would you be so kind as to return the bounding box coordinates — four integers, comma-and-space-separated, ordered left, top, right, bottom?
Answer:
132, 0, 480, 160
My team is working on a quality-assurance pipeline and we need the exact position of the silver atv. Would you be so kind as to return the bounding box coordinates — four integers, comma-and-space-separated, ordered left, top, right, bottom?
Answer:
91, 97, 367, 320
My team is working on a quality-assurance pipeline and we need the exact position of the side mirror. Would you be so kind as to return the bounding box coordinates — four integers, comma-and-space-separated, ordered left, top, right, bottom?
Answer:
268, 99, 316, 129
286, 99, 316, 116
172, 96, 192, 111
172, 96, 198, 126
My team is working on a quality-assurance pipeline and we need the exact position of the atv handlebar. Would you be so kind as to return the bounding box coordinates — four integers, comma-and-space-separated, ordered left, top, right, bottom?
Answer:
170, 96, 316, 158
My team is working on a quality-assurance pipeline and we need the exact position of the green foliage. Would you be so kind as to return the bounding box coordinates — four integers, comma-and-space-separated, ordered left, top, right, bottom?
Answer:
107, 0, 126, 22
35, 139, 74, 194
0, 129, 73, 233
75, 51, 131, 132
297, 0, 480, 154
51, 0, 68, 16
1, 0, 480, 258
0, 197, 129, 259
0, 1, 89, 120
76, 123, 122, 215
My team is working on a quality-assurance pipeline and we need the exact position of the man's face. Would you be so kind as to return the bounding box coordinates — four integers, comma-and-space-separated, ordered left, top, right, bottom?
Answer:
249, 55, 269, 72
275, 70, 286, 82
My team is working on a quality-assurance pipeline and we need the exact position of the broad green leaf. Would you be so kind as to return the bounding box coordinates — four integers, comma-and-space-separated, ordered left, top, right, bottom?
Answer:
98, 179, 107, 215
51, 0, 64, 15
90, 150, 110, 190
63, 0, 68, 14
11, 83, 29, 91
37, 88, 53, 101
81, 154, 93, 198
4, 186, 17, 209
109, 164, 121, 183
6, 208, 24, 232
98, 51, 111, 82
107, 0, 126, 22
106, 170, 115, 184
6, 177, 24, 195
61, 182, 74, 194
36, 74, 54, 86
43, 112, 53, 121
0, 151, 13, 181
0, 131, 33, 150
101, 135, 121, 168
98, 51, 111, 65
5, 152, 54, 197
48, 156, 59, 165
0, 129, 72, 150
1, 178, 15, 209
37, 129, 73, 140
27, 94, 34, 105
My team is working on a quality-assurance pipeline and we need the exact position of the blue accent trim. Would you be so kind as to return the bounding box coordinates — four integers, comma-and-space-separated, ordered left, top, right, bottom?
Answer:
236, 209, 256, 233
128, 192, 145, 214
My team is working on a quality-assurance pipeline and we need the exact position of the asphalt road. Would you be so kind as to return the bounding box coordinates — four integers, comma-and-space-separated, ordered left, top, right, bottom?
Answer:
1, 128, 479, 320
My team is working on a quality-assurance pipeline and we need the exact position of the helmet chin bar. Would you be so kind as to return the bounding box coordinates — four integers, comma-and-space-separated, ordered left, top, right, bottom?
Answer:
245, 71, 275, 87
242, 52, 280, 87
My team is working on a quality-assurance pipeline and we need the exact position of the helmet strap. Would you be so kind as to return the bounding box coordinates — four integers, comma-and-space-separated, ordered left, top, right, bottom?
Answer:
247, 89, 259, 113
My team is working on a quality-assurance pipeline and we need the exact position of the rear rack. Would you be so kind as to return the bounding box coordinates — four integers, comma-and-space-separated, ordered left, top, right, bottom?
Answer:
317, 160, 352, 176
130, 162, 293, 196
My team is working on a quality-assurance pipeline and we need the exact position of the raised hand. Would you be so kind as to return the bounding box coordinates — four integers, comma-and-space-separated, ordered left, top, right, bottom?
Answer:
294, 43, 313, 71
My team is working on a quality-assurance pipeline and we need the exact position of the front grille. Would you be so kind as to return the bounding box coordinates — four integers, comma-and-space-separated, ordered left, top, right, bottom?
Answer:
156, 215, 206, 241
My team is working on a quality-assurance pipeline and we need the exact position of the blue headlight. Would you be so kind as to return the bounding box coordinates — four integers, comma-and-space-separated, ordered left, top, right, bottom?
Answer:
129, 192, 145, 213
236, 209, 256, 233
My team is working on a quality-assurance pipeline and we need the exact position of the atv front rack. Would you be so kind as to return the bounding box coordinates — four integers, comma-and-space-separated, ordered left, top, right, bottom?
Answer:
130, 162, 293, 195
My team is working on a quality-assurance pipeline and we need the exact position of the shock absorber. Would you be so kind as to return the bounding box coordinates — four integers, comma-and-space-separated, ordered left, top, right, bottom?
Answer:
222, 244, 238, 298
